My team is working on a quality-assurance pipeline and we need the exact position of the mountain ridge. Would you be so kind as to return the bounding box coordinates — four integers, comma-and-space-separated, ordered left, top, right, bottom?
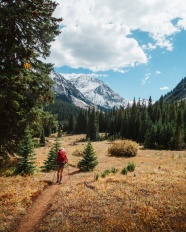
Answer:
51, 72, 186, 110
163, 77, 186, 102
51, 72, 127, 110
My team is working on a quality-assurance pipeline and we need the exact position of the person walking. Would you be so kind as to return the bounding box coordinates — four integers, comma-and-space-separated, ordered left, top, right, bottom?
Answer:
56, 147, 68, 184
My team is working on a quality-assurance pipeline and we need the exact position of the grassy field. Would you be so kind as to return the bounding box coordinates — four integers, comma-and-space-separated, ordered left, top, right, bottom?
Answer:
0, 134, 186, 232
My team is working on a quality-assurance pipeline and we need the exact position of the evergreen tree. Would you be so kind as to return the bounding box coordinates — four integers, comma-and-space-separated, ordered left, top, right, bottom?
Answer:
172, 108, 185, 150
40, 127, 46, 147
99, 111, 107, 133
138, 105, 149, 142
148, 96, 154, 121
0, 0, 62, 154
15, 127, 37, 175
43, 138, 60, 171
68, 114, 75, 133
108, 115, 116, 137
76, 109, 88, 134
86, 108, 99, 141
144, 124, 157, 149
57, 124, 62, 138
44, 126, 51, 137
77, 140, 98, 172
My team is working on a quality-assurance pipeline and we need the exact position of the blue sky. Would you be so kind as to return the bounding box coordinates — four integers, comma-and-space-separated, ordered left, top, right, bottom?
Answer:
47, 0, 186, 101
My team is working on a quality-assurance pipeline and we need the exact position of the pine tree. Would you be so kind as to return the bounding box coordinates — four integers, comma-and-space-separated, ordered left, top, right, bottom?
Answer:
99, 111, 107, 133
15, 127, 37, 175
40, 127, 45, 147
86, 108, 99, 141
76, 109, 88, 134
173, 108, 185, 150
44, 126, 51, 137
0, 0, 62, 154
57, 124, 62, 138
43, 138, 60, 171
77, 140, 98, 172
68, 114, 75, 133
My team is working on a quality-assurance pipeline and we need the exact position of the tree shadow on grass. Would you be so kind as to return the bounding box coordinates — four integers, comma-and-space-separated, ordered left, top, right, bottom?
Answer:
69, 170, 81, 176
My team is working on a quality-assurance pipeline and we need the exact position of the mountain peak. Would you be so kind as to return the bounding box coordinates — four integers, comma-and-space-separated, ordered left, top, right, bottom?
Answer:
51, 72, 127, 110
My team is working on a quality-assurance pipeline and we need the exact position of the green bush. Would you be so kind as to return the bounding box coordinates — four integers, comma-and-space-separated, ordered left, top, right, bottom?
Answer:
100, 167, 119, 178
95, 173, 99, 180
101, 171, 107, 178
127, 162, 136, 172
121, 167, 128, 175
108, 139, 138, 157
110, 167, 119, 173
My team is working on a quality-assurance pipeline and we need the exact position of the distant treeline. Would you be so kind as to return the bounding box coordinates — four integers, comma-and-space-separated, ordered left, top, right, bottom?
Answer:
46, 96, 186, 150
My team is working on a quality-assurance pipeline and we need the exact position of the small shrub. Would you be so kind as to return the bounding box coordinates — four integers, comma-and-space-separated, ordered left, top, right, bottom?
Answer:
95, 173, 99, 180
121, 167, 128, 175
101, 172, 107, 178
72, 149, 83, 157
126, 162, 136, 172
104, 169, 111, 175
110, 167, 119, 173
108, 139, 138, 157
100, 167, 119, 178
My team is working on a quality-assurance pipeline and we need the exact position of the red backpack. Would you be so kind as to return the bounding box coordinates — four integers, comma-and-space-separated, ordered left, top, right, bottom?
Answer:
56, 150, 68, 165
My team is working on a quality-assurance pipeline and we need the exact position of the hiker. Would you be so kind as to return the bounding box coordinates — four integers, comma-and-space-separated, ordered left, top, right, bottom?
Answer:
56, 147, 68, 184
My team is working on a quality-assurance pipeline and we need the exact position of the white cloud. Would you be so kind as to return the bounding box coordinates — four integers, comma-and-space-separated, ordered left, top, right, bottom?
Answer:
141, 73, 151, 85
61, 73, 108, 80
47, 0, 186, 72
160, 86, 169, 90
142, 43, 157, 50
156, 71, 161, 74
177, 18, 186, 30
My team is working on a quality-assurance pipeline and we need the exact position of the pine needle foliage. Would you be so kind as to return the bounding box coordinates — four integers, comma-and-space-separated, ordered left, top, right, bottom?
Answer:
77, 140, 98, 172
0, 0, 62, 155
15, 127, 37, 175
40, 127, 46, 147
43, 138, 60, 171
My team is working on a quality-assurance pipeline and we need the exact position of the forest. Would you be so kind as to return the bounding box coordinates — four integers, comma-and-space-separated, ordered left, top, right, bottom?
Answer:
46, 96, 186, 151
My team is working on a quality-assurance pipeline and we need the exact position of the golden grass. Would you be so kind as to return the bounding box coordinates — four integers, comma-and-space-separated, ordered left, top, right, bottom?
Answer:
0, 134, 186, 232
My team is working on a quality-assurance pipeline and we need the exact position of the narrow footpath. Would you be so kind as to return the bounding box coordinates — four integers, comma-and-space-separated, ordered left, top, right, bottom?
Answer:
16, 179, 64, 232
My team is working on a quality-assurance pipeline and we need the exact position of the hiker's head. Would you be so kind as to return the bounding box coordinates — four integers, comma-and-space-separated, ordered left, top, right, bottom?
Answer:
60, 147, 65, 151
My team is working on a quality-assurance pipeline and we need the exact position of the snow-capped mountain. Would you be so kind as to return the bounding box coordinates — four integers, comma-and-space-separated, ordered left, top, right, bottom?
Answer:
64, 74, 128, 110
50, 72, 93, 109
50, 72, 128, 110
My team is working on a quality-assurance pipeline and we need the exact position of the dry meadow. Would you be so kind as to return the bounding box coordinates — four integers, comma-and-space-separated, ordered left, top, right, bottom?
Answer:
0, 134, 186, 232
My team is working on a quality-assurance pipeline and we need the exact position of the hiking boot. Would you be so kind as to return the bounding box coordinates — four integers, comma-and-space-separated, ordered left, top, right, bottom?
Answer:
59, 179, 62, 184
56, 179, 59, 183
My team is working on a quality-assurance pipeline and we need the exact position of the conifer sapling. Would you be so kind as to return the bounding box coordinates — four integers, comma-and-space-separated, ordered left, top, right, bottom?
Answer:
77, 140, 98, 171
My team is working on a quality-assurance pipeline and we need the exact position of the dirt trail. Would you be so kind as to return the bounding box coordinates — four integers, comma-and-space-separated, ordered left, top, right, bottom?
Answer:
16, 179, 65, 232
16, 134, 82, 232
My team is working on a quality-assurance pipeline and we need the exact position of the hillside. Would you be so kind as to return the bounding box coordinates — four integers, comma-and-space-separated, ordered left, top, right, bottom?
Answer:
164, 77, 186, 102
0, 134, 186, 232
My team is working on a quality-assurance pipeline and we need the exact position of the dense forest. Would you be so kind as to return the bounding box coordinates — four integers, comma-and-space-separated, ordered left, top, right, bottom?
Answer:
47, 96, 186, 151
